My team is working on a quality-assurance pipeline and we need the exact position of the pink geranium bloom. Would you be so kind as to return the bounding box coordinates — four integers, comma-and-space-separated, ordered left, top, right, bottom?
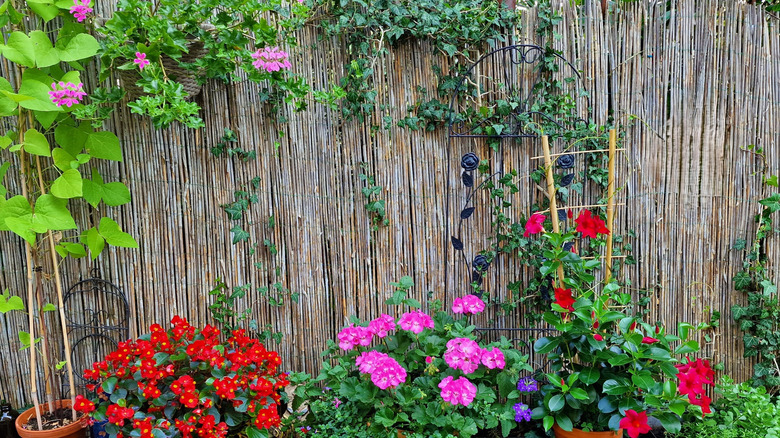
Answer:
336, 324, 372, 351
438, 376, 477, 406
48, 81, 87, 107
355, 350, 388, 374
134, 52, 150, 71
523, 213, 546, 237
452, 294, 485, 315
444, 337, 483, 374
398, 310, 434, 334
368, 314, 396, 338
69, 0, 92, 22
251, 46, 292, 73
480, 348, 505, 370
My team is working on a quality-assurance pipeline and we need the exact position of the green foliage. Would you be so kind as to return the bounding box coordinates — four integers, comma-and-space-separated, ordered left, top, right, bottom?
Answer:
359, 166, 389, 231
732, 186, 780, 391
313, 0, 518, 124
208, 279, 252, 330
98, 0, 311, 128
673, 377, 780, 438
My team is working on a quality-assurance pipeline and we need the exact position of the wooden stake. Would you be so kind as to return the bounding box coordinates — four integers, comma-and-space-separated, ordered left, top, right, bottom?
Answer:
605, 129, 617, 282
542, 135, 565, 287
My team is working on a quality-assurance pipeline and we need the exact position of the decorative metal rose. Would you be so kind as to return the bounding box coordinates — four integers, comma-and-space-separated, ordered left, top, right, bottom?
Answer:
461, 152, 480, 171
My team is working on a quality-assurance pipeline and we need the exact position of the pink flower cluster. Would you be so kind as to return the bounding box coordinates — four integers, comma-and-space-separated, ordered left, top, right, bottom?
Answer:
251, 47, 292, 73
398, 310, 434, 334
451, 294, 485, 315
368, 314, 396, 338
337, 324, 372, 350
355, 351, 407, 390
48, 81, 87, 107
134, 52, 150, 71
69, 0, 92, 22
444, 338, 505, 373
438, 376, 477, 406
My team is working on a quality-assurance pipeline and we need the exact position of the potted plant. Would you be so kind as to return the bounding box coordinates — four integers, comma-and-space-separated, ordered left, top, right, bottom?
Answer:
524, 217, 715, 438
73, 316, 290, 438
0, 0, 135, 437
287, 276, 534, 438
96, 0, 311, 128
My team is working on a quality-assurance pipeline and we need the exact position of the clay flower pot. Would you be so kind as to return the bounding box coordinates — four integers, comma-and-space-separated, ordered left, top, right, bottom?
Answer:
15, 400, 85, 438
553, 424, 623, 438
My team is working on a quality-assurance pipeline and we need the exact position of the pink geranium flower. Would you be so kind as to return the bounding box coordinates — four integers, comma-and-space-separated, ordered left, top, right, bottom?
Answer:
444, 337, 483, 374
48, 82, 87, 107
134, 52, 150, 71
438, 376, 477, 406
251, 47, 292, 73
368, 314, 396, 338
480, 348, 505, 370
452, 294, 485, 315
336, 324, 372, 351
69, 0, 92, 22
398, 310, 434, 334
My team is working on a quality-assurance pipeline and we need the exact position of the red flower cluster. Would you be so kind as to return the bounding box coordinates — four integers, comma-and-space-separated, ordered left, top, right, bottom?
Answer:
574, 210, 610, 238
74, 316, 287, 438
676, 358, 715, 415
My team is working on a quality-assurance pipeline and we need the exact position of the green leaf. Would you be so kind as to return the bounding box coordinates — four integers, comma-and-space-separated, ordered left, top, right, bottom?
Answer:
652, 412, 681, 434
244, 427, 268, 438
99, 217, 137, 248
61, 242, 86, 258
733, 271, 752, 291
101, 182, 131, 206
54, 123, 89, 155
579, 367, 600, 385
602, 379, 629, 395
766, 174, 779, 187
86, 227, 105, 259
50, 169, 82, 198
19, 331, 32, 347
547, 394, 564, 412
0, 290, 25, 313
0, 161, 10, 197
496, 371, 514, 398
759, 194, 780, 213
0, 78, 17, 116
29, 30, 59, 66
56, 33, 99, 62
85, 131, 122, 161
555, 414, 573, 432
81, 177, 102, 208
51, 148, 76, 171
569, 388, 589, 400
18, 70, 61, 112
41, 303, 56, 312
23, 128, 51, 156
1, 31, 35, 67
34, 194, 76, 230
631, 371, 655, 391
230, 225, 250, 244
674, 340, 699, 355
27, 0, 59, 22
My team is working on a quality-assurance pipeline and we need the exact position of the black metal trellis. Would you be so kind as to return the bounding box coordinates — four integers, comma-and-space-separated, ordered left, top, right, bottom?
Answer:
61, 268, 129, 396
446, 44, 594, 373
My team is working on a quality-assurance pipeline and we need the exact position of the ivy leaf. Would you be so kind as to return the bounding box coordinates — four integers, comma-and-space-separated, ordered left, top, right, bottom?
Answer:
759, 193, 780, 213
441, 43, 457, 57
733, 271, 752, 291
99, 217, 138, 248
23, 128, 51, 156
50, 169, 83, 198
451, 236, 464, 251
0, 32, 35, 67
230, 226, 250, 244
85, 131, 122, 161
766, 175, 779, 187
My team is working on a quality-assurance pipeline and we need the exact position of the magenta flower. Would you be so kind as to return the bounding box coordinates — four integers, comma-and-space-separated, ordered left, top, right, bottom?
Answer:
444, 337, 483, 374
451, 294, 485, 315
333, 398, 341, 408
368, 314, 396, 338
368, 356, 407, 390
438, 376, 477, 406
398, 310, 434, 334
425, 356, 433, 364
524, 213, 546, 237
48, 81, 87, 107
251, 46, 292, 73
480, 348, 505, 370
134, 52, 150, 71
69, 0, 92, 22
336, 324, 372, 351
355, 350, 388, 374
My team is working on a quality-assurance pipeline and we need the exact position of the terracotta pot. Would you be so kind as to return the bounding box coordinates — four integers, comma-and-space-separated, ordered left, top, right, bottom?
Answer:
15, 400, 85, 438
553, 423, 623, 438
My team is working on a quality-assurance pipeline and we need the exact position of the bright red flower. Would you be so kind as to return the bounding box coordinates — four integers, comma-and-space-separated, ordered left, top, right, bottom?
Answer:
553, 287, 575, 312
641, 337, 659, 344
574, 210, 610, 238
593, 333, 603, 341
523, 213, 546, 237
619, 409, 652, 438
73, 394, 95, 413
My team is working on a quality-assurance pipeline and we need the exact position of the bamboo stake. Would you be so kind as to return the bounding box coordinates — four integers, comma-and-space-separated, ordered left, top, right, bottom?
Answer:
34, 269, 55, 414
541, 135, 565, 287
605, 129, 617, 282
34, 154, 77, 421
19, 141, 42, 431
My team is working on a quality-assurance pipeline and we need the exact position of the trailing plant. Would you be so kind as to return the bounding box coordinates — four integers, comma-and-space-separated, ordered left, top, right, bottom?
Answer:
289, 276, 533, 438
0, 0, 136, 428
731, 177, 780, 391
74, 316, 290, 438
359, 166, 389, 231
97, 0, 312, 128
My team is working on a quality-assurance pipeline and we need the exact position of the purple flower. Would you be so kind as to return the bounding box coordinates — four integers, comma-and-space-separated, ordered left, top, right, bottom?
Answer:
517, 377, 538, 392
513, 403, 531, 422
48, 81, 87, 107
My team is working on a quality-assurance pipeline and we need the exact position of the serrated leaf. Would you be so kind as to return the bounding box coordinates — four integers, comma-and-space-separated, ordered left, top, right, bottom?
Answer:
451, 236, 463, 251
99, 217, 137, 248
50, 169, 82, 198
85, 131, 122, 161
460, 207, 475, 219
759, 194, 780, 213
